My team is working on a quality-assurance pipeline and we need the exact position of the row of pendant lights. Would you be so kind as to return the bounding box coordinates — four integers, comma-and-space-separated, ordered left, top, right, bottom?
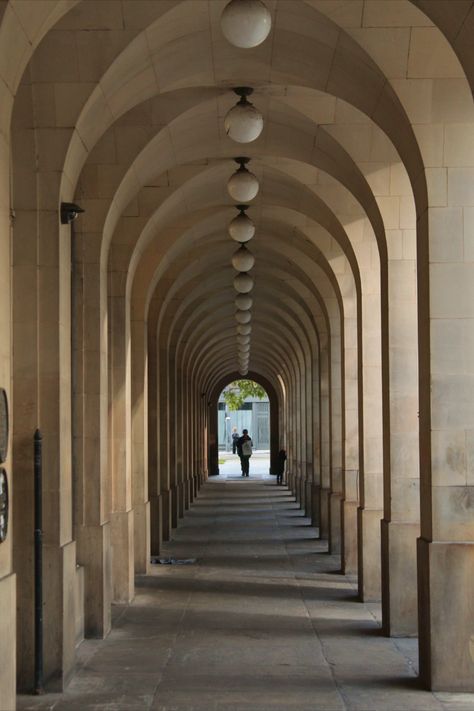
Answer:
220, 0, 272, 375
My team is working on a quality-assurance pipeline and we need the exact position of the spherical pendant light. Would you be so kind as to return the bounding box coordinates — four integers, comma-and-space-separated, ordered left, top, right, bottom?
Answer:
232, 244, 255, 272
237, 334, 250, 345
234, 272, 254, 293
239, 367, 248, 376
238, 348, 250, 357
224, 88, 263, 144
221, 0, 271, 48
237, 323, 252, 335
235, 293, 253, 310
235, 309, 251, 324
227, 157, 259, 202
229, 205, 255, 243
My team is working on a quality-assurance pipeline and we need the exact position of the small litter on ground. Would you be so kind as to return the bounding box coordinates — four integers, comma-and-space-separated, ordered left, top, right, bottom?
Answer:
150, 557, 197, 565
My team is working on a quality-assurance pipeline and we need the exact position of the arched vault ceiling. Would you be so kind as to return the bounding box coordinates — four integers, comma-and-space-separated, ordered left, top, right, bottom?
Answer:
87, 92, 407, 264
59, 0, 440, 210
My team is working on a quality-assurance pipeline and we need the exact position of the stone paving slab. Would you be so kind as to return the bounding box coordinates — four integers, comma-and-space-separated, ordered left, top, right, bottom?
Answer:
17, 480, 474, 711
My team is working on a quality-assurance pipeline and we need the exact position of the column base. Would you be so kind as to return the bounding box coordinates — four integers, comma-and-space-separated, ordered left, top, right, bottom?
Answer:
77, 521, 112, 637
357, 507, 382, 601
0, 573, 15, 706
134, 501, 150, 574
320, 487, 330, 540
296, 474, 304, 507
184, 479, 190, 510
178, 482, 185, 519
43, 540, 79, 690
150, 493, 163, 555
329, 492, 342, 555
342, 500, 358, 574
311, 483, 321, 529
161, 489, 172, 542
304, 480, 313, 518
418, 538, 474, 691
171, 485, 179, 528
111, 510, 134, 603
381, 519, 419, 637
287, 470, 294, 493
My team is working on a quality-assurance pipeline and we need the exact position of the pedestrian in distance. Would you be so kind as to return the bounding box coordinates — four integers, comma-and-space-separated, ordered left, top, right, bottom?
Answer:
237, 429, 253, 477
231, 426, 240, 455
276, 448, 287, 485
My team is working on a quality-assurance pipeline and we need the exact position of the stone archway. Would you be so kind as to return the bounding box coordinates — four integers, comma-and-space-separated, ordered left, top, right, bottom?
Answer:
208, 372, 281, 479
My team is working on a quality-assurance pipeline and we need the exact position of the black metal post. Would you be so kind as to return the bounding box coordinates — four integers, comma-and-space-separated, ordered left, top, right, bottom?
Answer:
34, 429, 43, 695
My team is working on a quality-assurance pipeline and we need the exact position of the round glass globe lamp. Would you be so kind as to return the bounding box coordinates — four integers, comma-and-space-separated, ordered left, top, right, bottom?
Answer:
229, 209, 255, 243
227, 161, 259, 202
235, 293, 253, 310
221, 0, 271, 48
234, 272, 254, 293
224, 93, 263, 144
237, 324, 252, 335
232, 245, 255, 272
235, 309, 251, 324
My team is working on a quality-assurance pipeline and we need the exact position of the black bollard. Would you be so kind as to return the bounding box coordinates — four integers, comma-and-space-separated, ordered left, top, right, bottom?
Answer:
34, 429, 43, 695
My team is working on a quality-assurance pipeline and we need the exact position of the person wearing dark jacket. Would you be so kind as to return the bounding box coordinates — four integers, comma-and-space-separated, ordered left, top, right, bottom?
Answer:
237, 429, 253, 477
275, 449, 287, 485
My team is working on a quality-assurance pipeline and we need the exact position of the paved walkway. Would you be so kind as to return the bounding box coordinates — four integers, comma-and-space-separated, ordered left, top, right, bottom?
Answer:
19, 480, 474, 710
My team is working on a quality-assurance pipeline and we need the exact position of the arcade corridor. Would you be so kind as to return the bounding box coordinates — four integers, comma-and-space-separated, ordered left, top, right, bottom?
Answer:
0, 0, 473, 706
18, 479, 474, 711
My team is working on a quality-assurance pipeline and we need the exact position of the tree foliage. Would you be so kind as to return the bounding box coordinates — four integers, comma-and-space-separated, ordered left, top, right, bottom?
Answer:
222, 380, 267, 410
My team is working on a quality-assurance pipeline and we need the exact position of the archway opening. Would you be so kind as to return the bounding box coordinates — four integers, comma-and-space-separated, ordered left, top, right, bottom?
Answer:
216, 380, 271, 479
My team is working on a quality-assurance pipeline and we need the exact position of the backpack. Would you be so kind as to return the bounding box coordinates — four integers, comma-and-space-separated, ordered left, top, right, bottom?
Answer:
242, 439, 252, 456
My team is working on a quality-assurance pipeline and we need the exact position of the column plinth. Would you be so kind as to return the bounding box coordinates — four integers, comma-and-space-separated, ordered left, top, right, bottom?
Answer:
357, 507, 382, 601
381, 519, 418, 636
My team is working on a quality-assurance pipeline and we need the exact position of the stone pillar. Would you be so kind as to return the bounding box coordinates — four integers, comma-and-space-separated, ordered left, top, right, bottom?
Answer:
357, 290, 384, 602
73, 229, 112, 638
342, 469, 358, 574
108, 273, 134, 604
342, 313, 359, 574
0, 115, 14, 711
150, 493, 163, 554
329, 326, 343, 555
417, 194, 474, 689
329, 469, 342, 555
319, 347, 330, 539
161, 489, 172, 542
147, 299, 162, 556
381, 222, 419, 636
131, 316, 150, 574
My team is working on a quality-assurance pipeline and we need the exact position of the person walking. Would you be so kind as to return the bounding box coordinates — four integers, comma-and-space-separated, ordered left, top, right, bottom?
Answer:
237, 429, 253, 477
275, 448, 287, 485
231, 427, 240, 455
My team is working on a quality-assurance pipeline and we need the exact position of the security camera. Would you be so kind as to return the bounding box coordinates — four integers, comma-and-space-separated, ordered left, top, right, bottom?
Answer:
60, 202, 85, 225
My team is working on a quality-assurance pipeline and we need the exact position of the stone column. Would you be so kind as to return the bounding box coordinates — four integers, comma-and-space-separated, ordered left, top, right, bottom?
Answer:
381, 222, 419, 636
417, 191, 474, 689
342, 316, 359, 574
147, 299, 162, 556
357, 288, 384, 602
73, 229, 112, 639
329, 326, 343, 555
0, 126, 15, 707
11, 92, 78, 689
319, 345, 330, 537
131, 316, 150, 574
